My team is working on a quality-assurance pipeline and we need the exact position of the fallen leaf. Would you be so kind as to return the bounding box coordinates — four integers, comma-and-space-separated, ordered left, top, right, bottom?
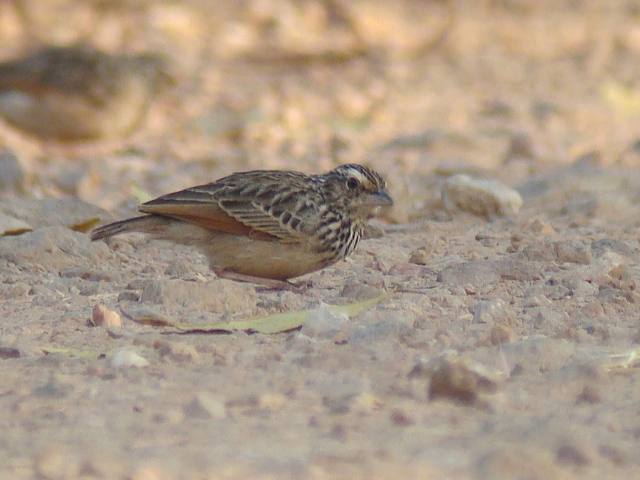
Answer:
122, 294, 388, 334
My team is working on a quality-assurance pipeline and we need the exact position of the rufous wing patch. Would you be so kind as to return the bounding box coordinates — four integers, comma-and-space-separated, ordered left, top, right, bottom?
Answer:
139, 202, 276, 241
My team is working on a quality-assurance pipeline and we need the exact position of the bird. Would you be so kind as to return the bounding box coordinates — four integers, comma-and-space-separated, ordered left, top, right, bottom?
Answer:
0, 45, 172, 141
91, 164, 393, 289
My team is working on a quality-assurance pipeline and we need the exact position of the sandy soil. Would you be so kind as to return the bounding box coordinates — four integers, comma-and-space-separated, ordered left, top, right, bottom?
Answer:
1, 1, 640, 478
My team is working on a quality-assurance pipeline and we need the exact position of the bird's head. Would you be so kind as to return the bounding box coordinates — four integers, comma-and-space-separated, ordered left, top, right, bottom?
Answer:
321, 164, 393, 220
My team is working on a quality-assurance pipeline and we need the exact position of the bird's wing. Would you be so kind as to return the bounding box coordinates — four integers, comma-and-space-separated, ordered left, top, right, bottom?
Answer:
139, 172, 316, 243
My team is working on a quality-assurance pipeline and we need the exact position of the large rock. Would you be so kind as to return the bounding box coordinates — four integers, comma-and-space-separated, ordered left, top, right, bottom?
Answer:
140, 278, 256, 313
0, 226, 112, 270
442, 174, 523, 218
0, 198, 109, 232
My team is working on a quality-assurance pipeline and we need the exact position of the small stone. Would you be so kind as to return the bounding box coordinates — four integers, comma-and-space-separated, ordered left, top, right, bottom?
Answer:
489, 325, 517, 345
437, 260, 500, 288
351, 391, 384, 414
110, 349, 149, 368
390, 409, 413, 426
476, 448, 562, 480
0, 346, 21, 359
300, 305, 348, 339
554, 240, 592, 264
556, 444, 591, 467
183, 393, 226, 419
426, 353, 501, 406
472, 299, 511, 324
409, 246, 431, 265
155, 341, 199, 363
118, 290, 140, 302
442, 174, 523, 218
91, 304, 122, 328
130, 465, 165, 480
504, 132, 539, 161
0, 282, 30, 299
576, 385, 601, 404
526, 218, 556, 236
259, 393, 287, 411
35, 449, 78, 479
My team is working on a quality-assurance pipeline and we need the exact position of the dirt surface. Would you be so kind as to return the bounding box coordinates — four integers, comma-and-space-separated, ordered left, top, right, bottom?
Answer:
1, 1, 640, 478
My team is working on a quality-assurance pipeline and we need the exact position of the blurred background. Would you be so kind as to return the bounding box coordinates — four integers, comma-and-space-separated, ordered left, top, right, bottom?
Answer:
0, 0, 639, 219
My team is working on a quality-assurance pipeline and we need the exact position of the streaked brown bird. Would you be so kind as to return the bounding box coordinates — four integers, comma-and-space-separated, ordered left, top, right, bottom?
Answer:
91, 164, 393, 288
0, 45, 172, 141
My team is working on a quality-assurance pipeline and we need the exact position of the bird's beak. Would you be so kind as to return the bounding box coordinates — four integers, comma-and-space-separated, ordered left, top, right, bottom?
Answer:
362, 190, 394, 207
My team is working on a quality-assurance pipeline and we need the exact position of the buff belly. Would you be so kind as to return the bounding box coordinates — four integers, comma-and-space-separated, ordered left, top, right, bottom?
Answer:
147, 220, 334, 280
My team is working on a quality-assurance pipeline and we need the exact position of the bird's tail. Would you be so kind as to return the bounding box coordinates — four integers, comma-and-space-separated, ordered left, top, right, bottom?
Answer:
90, 215, 169, 241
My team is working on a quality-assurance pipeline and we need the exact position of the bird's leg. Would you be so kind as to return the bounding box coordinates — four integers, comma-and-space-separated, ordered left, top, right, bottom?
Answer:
211, 268, 307, 291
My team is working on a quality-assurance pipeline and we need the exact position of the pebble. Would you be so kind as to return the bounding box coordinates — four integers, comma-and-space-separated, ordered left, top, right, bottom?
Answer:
155, 340, 199, 363
130, 465, 165, 480
408, 246, 431, 265
110, 349, 149, 368
437, 260, 500, 288
554, 240, 592, 264
0, 346, 20, 358
0, 281, 30, 300
489, 325, 517, 345
556, 443, 591, 467
118, 290, 140, 302
91, 304, 123, 328
34, 448, 78, 480
425, 353, 501, 406
183, 393, 226, 420
476, 448, 562, 480
442, 174, 523, 218
140, 279, 256, 313
472, 299, 511, 324
300, 305, 348, 339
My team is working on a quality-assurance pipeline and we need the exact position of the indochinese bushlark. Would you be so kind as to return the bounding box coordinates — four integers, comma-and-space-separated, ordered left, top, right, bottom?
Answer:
91, 164, 393, 288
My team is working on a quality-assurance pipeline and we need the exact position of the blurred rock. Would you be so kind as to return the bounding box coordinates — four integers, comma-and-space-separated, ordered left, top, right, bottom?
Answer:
0, 46, 172, 141
300, 305, 348, 339
554, 240, 592, 264
111, 349, 149, 368
0, 198, 108, 232
155, 341, 199, 363
437, 260, 500, 289
0, 226, 112, 269
183, 393, 226, 420
408, 246, 431, 265
140, 279, 256, 313
425, 353, 501, 407
35, 448, 79, 480
476, 448, 563, 480
0, 148, 24, 192
0, 346, 20, 359
442, 174, 522, 218
489, 325, 517, 345
503, 132, 539, 162
91, 304, 122, 329
472, 299, 511, 324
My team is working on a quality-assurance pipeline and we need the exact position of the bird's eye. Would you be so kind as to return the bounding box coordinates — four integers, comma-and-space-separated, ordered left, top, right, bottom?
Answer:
346, 177, 359, 190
